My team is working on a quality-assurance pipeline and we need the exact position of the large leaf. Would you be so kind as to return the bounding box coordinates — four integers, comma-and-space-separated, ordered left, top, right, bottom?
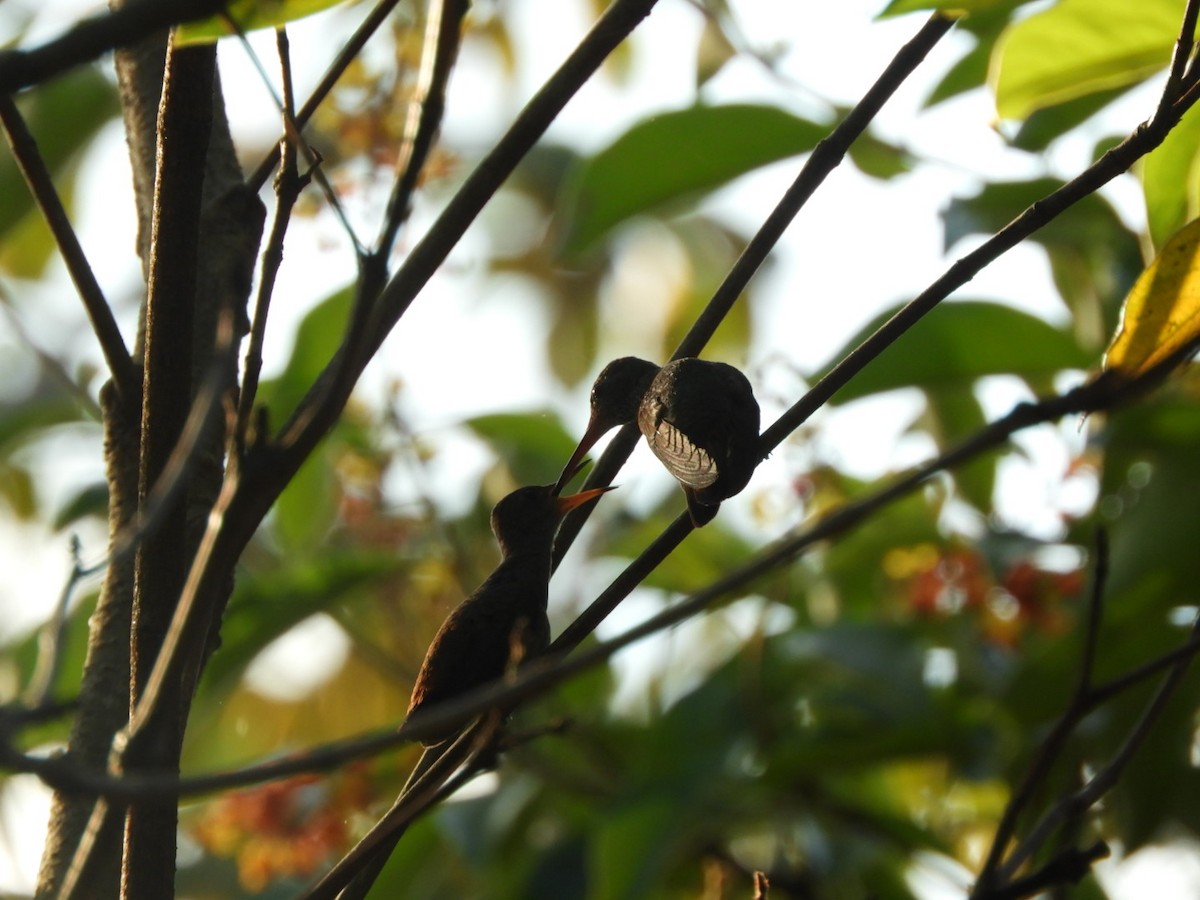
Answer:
942, 179, 1144, 343
198, 551, 405, 696
556, 104, 827, 255
991, 0, 1186, 121
1141, 102, 1200, 249
257, 285, 351, 424
1103, 216, 1200, 376
463, 411, 578, 487
811, 300, 1093, 404
881, 0, 1021, 15
0, 67, 118, 246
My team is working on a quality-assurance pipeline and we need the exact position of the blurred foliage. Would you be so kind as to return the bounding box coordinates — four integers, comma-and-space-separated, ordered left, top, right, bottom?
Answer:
2, 2, 1200, 899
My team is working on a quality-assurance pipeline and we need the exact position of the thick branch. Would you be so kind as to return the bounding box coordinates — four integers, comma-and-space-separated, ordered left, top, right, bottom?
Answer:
122, 35, 214, 899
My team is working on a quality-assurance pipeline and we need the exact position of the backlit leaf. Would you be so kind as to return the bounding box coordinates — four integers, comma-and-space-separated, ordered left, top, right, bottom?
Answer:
1141, 102, 1200, 249
992, 0, 1185, 121
1104, 216, 1200, 375
556, 104, 827, 256
812, 300, 1092, 403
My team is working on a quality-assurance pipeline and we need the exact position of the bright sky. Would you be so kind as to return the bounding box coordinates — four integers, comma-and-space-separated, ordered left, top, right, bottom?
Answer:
1, 0, 1197, 895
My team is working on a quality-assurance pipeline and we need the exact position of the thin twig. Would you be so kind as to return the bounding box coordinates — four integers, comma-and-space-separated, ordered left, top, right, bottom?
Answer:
23, 537, 99, 709
0, 96, 138, 403
1157, 0, 1200, 118
556, 12, 1200, 634
984, 841, 1110, 900
996, 615, 1200, 884
974, 529, 1113, 892
248, 0, 408, 191
273, 0, 661, 462
1077, 529, 1108, 694
236, 27, 312, 449
372, 0, 468, 261
224, 12, 364, 255
299, 718, 499, 900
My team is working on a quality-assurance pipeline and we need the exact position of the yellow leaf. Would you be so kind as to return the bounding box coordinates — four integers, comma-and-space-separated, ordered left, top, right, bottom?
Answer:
1104, 216, 1200, 375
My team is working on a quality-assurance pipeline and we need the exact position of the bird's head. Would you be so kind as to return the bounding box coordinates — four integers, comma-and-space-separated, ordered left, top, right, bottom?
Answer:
553, 356, 659, 493
490, 482, 615, 555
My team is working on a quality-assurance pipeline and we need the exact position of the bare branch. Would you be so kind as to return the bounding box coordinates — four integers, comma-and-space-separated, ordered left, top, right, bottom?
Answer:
121, 35, 216, 897
5, 345, 1196, 810
0, 0, 227, 93
236, 28, 310, 448
23, 537, 100, 711
248, 0, 408, 191
0, 97, 139, 403
1156, 0, 1200, 118
372, 0, 469, 261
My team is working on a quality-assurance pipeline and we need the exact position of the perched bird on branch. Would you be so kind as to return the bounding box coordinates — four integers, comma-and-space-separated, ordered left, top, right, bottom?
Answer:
405, 479, 614, 745
557, 356, 760, 526
310, 479, 615, 900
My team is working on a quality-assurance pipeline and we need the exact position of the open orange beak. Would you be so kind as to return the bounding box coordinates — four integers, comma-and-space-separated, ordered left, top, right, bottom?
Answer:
555, 484, 617, 516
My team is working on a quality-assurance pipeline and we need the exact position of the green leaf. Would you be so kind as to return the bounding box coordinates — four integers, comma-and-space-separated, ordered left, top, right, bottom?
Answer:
943, 179, 1144, 343
1010, 85, 1132, 151
923, 8, 1019, 107
880, 0, 1016, 16
598, 508, 753, 594
846, 133, 915, 180
198, 551, 404, 695
174, 0, 349, 45
556, 104, 828, 256
923, 384, 995, 510
52, 483, 108, 529
0, 67, 118, 244
1141, 101, 1200, 249
463, 411, 578, 487
592, 800, 683, 900
272, 442, 337, 552
811, 300, 1093, 404
258, 285, 351, 423
992, 0, 1185, 121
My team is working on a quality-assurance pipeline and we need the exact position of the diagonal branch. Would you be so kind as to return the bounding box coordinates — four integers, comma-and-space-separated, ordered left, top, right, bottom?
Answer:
371, 0, 469, 262
248, 0, 408, 191
552, 11, 959, 565
0, 96, 139, 403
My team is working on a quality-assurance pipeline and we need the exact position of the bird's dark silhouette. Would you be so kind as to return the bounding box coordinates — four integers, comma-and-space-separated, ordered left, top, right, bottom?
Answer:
406, 481, 613, 745
557, 356, 760, 526
306, 480, 614, 900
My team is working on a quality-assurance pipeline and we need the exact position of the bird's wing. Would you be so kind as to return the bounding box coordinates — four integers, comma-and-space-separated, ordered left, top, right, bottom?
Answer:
646, 418, 719, 489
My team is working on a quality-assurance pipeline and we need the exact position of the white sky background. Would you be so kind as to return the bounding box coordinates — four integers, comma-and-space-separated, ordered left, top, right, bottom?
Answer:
1, 0, 1198, 895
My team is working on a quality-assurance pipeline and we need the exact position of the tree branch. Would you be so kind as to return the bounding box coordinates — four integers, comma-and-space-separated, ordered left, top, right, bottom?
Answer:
121, 34, 215, 898
0, 96, 139, 403
0, 0, 227, 93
